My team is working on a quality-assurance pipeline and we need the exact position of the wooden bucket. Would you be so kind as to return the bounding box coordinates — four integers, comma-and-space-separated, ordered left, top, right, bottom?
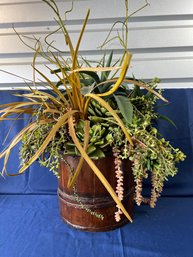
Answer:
58, 155, 134, 232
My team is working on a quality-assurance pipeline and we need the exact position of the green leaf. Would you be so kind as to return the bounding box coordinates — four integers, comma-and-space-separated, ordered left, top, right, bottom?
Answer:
52, 68, 100, 83
87, 145, 96, 155
158, 114, 177, 128
80, 71, 100, 84
101, 51, 113, 82
56, 80, 63, 87
99, 81, 114, 94
51, 67, 70, 74
89, 148, 105, 159
114, 95, 133, 124
132, 84, 143, 97
147, 159, 151, 170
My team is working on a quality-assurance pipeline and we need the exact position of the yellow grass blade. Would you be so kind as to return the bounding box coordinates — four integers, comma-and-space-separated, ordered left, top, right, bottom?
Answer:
43, 108, 61, 115
61, 69, 84, 114
0, 102, 33, 108
70, 9, 90, 108
0, 109, 34, 119
18, 110, 78, 174
85, 93, 133, 146
124, 79, 168, 103
65, 34, 75, 62
48, 53, 73, 103
22, 91, 63, 106
0, 119, 55, 176
72, 9, 90, 70
1, 107, 33, 113
0, 107, 35, 115
67, 120, 90, 188
14, 93, 47, 100
0, 118, 26, 121
32, 66, 67, 103
97, 52, 132, 97
32, 41, 41, 85
0, 122, 41, 175
68, 116, 133, 222
92, 78, 168, 103
3, 110, 27, 145
0, 119, 54, 160
0, 102, 41, 114
0, 106, 36, 119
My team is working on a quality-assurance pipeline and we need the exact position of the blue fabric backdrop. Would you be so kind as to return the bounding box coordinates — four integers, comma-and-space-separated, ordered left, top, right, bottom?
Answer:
0, 89, 193, 257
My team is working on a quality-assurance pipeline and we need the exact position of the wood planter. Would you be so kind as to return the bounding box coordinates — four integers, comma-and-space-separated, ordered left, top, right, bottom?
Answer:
58, 155, 135, 232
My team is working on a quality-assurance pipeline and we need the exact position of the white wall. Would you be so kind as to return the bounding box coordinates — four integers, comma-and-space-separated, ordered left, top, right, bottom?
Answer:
0, 0, 193, 89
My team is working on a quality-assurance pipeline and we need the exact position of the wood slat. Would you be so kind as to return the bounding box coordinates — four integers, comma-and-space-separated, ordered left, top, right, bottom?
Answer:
0, 26, 192, 54
0, 56, 193, 87
0, 0, 192, 89
1, 0, 193, 25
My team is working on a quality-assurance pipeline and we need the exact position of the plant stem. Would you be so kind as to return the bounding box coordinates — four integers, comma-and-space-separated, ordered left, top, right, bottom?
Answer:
125, 0, 129, 50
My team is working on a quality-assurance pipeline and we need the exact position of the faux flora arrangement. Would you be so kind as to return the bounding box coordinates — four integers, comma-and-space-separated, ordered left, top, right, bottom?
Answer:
0, 0, 185, 231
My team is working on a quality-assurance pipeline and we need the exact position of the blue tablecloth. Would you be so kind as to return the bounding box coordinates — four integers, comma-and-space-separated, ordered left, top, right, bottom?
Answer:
0, 195, 192, 257
0, 89, 193, 257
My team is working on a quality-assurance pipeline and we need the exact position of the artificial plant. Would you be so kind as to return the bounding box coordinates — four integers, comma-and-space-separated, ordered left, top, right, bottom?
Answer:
0, 0, 185, 222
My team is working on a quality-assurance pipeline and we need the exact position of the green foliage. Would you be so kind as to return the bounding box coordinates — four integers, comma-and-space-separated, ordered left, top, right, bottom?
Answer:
100, 51, 114, 82
19, 77, 186, 188
114, 95, 133, 124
